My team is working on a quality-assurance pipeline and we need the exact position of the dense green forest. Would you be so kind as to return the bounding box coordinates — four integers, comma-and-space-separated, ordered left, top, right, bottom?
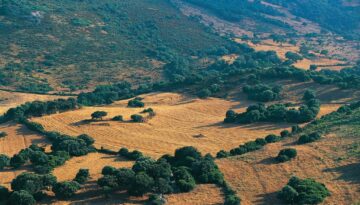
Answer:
0, 0, 231, 92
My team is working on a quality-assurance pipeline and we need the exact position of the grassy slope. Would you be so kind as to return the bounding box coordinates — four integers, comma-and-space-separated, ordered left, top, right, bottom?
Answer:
218, 106, 360, 205
0, 0, 229, 91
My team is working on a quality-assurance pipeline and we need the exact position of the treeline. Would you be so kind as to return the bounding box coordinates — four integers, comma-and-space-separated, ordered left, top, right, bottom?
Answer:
98, 146, 240, 205
0, 98, 78, 122
225, 91, 320, 124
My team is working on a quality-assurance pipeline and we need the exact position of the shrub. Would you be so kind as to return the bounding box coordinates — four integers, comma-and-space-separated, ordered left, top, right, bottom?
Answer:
128, 98, 145, 108
10, 154, 27, 168
74, 169, 90, 184
276, 148, 297, 162
216, 150, 229, 158
265, 134, 280, 143
0, 131, 7, 138
112, 115, 123, 121
280, 130, 290, 138
278, 176, 330, 204
197, 89, 212, 99
0, 154, 10, 170
131, 114, 144, 122
298, 132, 321, 144
52, 181, 81, 199
91, 111, 107, 120
8, 190, 36, 205
102, 166, 118, 176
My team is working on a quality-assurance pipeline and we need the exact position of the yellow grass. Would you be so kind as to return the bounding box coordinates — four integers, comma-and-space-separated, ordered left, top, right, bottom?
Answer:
33, 93, 293, 158
217, 134, 360, 205
294, 58, 348, 71
0, 90, 69, 114
53, 152, 133, 182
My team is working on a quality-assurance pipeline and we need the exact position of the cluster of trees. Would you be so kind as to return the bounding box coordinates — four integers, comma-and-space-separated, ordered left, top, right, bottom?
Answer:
276, 148, 297, 163
225, 91, 320, 124
118, 148, 144, 160
128, 97, 145, 108
277, 176, 330, 204
98, 146, 239, 204
0, 168, 90, 204
298, 132, 321, 144
18, 118, 96, 160
0, 98, 78, 123
243, 83, 282, 102
6, 144, 70, 174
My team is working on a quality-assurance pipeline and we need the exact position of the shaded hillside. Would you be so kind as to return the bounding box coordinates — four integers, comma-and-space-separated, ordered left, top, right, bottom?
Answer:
0, 0, 231, 92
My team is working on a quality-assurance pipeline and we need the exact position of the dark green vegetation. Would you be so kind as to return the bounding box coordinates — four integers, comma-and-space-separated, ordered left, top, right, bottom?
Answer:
128, 97, 145, 108
276, 148, 297, 163
243, 83, 282, 102
91, 111, 108, 120
298, 132, 322, 145
98, 146, 240, 204
277, 176, 330, 205
224, 92, 320, 124
0, 0, 231, 92
0, 131, 7, 138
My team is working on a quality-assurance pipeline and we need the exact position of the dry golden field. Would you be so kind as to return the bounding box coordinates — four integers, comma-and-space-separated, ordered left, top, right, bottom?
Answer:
217, 133, 360, 205
32, 92, 295, 158
0, 90, 69, 114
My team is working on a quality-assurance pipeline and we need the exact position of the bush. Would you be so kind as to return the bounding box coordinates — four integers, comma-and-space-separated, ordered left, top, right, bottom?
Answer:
276, 148, 297, 162
0, 154, 10, 170
52, 181, 81, 199
8, 190, 36, 205
147, 194, 165, 205
278, 176, 330, 204
216, 150, 229, 158
0, 131, 7, 138
298, 132, 321, 144
280, 130, 290, 138
197, 89, 212, 99
91, 111, 107, 120
265, 134, 280, 143
131, 114, 144, 122
112, 115, 123, 121
128, 98, 145, 108
74, 169, 90, 184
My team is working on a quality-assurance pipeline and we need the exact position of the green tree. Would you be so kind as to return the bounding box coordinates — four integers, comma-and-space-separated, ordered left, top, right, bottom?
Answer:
8, 190, 36, 205
52, 181, 81, 199
91, 111, 107, 120
74, 169, 90, 184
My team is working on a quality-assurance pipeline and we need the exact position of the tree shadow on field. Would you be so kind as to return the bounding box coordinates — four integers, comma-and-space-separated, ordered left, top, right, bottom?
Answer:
254, 192, 284, 205
323, 162, 360, 186
195, 121, 292, 131
70, 119, 93, 126
258, 157, 276, 165
15, 124, 50, 144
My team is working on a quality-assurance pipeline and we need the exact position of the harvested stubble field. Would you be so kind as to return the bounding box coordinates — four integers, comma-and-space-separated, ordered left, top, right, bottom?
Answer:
32, 92, 295, 158
32, 92, 343, 158
217, 133, 360, 205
